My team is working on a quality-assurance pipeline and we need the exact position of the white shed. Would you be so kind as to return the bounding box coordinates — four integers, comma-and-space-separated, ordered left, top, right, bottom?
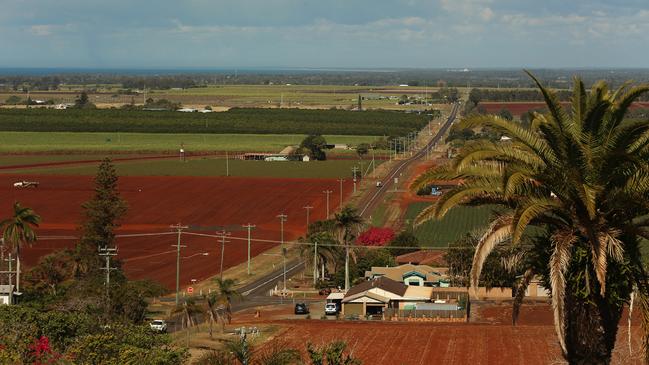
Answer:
0, 285, 15, 305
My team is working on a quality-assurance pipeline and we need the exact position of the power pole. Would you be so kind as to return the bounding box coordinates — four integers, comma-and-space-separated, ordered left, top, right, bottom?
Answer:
226, 151, 230, 176
4, 254, 14, 291
313, 238, 318, 286
337, 178, 345, 210
303, 206, 313, 230
170, 223, 188, 305
323, 190, 332, 217
98, 246, 118, 299
217, 230, 232, 280
351, 167, 360, 193
242, 224, 256, 275
277, 214, 288, 292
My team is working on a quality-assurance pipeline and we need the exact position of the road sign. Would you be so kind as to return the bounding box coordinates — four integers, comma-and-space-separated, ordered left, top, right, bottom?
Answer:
187, 286, 194, 294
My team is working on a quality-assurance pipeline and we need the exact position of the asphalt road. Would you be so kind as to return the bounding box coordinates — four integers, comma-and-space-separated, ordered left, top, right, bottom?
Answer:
357, 102, 460, 218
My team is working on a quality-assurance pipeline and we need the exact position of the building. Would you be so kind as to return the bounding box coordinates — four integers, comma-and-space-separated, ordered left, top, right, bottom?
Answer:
396, 250, 446, 266
365, 264, 449, 287
341, 277, 466, 319
0, 285, 15, 305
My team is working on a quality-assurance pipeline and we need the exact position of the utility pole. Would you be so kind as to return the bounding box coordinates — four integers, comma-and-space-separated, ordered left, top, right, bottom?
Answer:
4, 254, 14, 291
217, 230, 232, 280
337, 178, 345, 209
98, 246, 118, 299
277, 214, 288, 292
226, 151, 230, 176
303, 206, 313, 230
242, 224, 256, 275
351, 167, 360, 194
323, 190, 332, 217
171, 223, 188, 305
313, 237, 318, 286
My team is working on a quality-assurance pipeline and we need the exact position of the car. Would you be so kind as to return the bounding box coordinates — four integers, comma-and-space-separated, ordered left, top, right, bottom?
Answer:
324, 303, 338, 315
294, 303, 309, 315
13, 181, 39, 188
150, 319, 167, 333
376, 181, 382, 187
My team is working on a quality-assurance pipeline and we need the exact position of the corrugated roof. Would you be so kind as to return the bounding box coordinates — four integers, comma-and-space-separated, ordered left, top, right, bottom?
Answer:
396, 250, 447, 266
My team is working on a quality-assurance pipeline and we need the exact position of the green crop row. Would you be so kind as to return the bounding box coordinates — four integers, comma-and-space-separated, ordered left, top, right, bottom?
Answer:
0, 107, 428, 136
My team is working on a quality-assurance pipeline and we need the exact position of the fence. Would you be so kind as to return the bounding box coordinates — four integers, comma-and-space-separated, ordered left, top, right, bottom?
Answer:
385, 308, 466, 320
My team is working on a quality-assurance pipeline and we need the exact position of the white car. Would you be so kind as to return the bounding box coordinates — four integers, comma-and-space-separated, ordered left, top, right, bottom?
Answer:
150, 319, 168, 333
325, 303, 338, 315
13, 181, 39, 188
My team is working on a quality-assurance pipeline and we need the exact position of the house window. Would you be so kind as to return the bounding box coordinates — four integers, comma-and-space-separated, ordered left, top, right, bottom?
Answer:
406, 280, 420, 286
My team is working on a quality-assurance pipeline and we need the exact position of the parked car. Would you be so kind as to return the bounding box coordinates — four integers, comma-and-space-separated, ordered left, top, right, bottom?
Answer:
150, 319, 167, 333
324, 303, 338, 315
294, 303, 309, 315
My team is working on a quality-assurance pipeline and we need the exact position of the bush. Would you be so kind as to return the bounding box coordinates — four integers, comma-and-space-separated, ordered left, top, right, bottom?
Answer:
357, 227, 395, 246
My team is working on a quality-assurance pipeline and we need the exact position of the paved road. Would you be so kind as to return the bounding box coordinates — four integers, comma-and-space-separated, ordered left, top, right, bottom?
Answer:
357, 102, 460, 218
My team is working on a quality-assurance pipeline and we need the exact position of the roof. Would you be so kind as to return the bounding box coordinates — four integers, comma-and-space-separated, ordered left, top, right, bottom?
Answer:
345, 276, 407, 298
365, 264, 448, 284
403, 286, 434, 300
326, 292, 345, 300
396, 250, 447, 266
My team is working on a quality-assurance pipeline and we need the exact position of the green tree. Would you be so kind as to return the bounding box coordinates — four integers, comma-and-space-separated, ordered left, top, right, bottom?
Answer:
300, 231, 341, 286
307, 341, 361, 365
386, 230, 419, 256
74, 91, 95, 109
206, 278, 241, 334
498, 108, 513, 121
333, 206, 364, 291
300, 134, 328, 160
413, 72, 649, 364
4, 95, 21, 105
355, 143, 370, 159
1, 202, 41, 293
76, 158, 127, 278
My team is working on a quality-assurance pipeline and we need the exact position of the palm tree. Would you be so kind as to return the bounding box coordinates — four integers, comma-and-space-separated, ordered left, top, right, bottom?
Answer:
300, 231, 341, 286
172, 298, 203, 331
413, 72, 649, 364
333, 206, 364, 291
1, 202, 41, 294
211, 278, 241, 329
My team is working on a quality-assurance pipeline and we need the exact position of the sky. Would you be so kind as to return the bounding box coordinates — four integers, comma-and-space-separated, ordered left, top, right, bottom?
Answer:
1, 0, 648, 69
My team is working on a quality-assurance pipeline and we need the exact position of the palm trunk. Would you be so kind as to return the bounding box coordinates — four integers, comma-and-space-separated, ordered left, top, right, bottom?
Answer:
345, 246, 350, 291
564, 283, 622, 364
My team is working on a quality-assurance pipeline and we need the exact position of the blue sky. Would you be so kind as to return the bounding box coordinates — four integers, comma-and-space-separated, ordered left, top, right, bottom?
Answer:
1, 0, 648, 69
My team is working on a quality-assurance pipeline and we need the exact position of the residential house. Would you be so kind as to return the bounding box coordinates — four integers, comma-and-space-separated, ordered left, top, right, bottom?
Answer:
365, 264, 449, 287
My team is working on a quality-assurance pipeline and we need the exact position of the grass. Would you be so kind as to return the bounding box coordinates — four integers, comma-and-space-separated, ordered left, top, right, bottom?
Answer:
0, 132, 381, 153
5, 157, 382, 179
404, 203, 498, 247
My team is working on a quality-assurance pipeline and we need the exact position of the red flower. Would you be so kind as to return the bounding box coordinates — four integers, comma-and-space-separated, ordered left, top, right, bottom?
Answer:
357, 227, 395, 246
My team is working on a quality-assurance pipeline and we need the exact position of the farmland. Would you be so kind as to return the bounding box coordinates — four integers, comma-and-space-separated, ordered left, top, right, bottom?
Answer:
0, 132, 381, 153
3, 157, 380, 179
0, 107, 429, 136
0, 173, 353, 289
479, 101, 649, 116
404, 203, 496, 247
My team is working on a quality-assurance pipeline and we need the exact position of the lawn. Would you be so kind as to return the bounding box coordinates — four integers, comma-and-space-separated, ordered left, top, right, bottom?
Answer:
3, 157, 381, 179
404, 203, 498, 247
0, 132, 380, 153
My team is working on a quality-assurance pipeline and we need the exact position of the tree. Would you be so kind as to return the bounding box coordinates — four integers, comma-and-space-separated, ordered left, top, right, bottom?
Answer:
498, 108, 513, 121
357, 227, 394, 246
386, 230, 419, 256
413, 72, 649, 364
356, 143, 370, 159
300, 231, 341, 286
333, 206, 364, 291
26, 251, 71, 296
300, 134, 328, 161
1, 202, 41, 293
206, 278, 242, 335
76, 159, 127, 278
74, 91, 95, 109
4, 95, 21, 105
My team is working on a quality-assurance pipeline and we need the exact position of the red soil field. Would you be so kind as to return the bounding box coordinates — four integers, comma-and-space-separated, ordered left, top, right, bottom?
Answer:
479, 101, 649, 116
0, 174, 352, 289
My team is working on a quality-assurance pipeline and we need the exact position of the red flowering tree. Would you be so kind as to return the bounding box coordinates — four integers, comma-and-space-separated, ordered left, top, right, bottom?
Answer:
357, 227, 395, 246
28, 336, 65, 365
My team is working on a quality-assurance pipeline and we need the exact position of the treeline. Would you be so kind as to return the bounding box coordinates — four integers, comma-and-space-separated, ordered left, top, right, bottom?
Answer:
0, 107, 428, 136
467, 88, 573, 104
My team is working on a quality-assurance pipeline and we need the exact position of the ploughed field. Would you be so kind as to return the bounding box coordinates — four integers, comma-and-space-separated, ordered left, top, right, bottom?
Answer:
0, 174, 352, 289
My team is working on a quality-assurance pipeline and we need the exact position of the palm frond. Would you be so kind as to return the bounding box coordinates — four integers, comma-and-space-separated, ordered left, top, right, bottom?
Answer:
549, 229, 577, 356
469, 214, 513, 291
513, 268, 535, 325
511, 197, 561, 244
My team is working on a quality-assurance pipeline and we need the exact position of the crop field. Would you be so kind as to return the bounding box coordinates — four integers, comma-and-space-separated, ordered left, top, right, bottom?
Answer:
0, 132, 380, 153
4, 158, 380, 179
404, 203, 497, 247
0, 107, 428, 136
479, 101, 649, 116
1, 85, 455, 110
0, 174, 353, 289
270, 321, 562, 365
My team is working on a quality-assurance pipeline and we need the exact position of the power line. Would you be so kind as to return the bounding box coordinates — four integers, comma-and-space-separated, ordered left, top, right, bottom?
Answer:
170, 223, 189, 305
242, 224, 256, 275
98, 246, 118, 299
216, 230, 231, 280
